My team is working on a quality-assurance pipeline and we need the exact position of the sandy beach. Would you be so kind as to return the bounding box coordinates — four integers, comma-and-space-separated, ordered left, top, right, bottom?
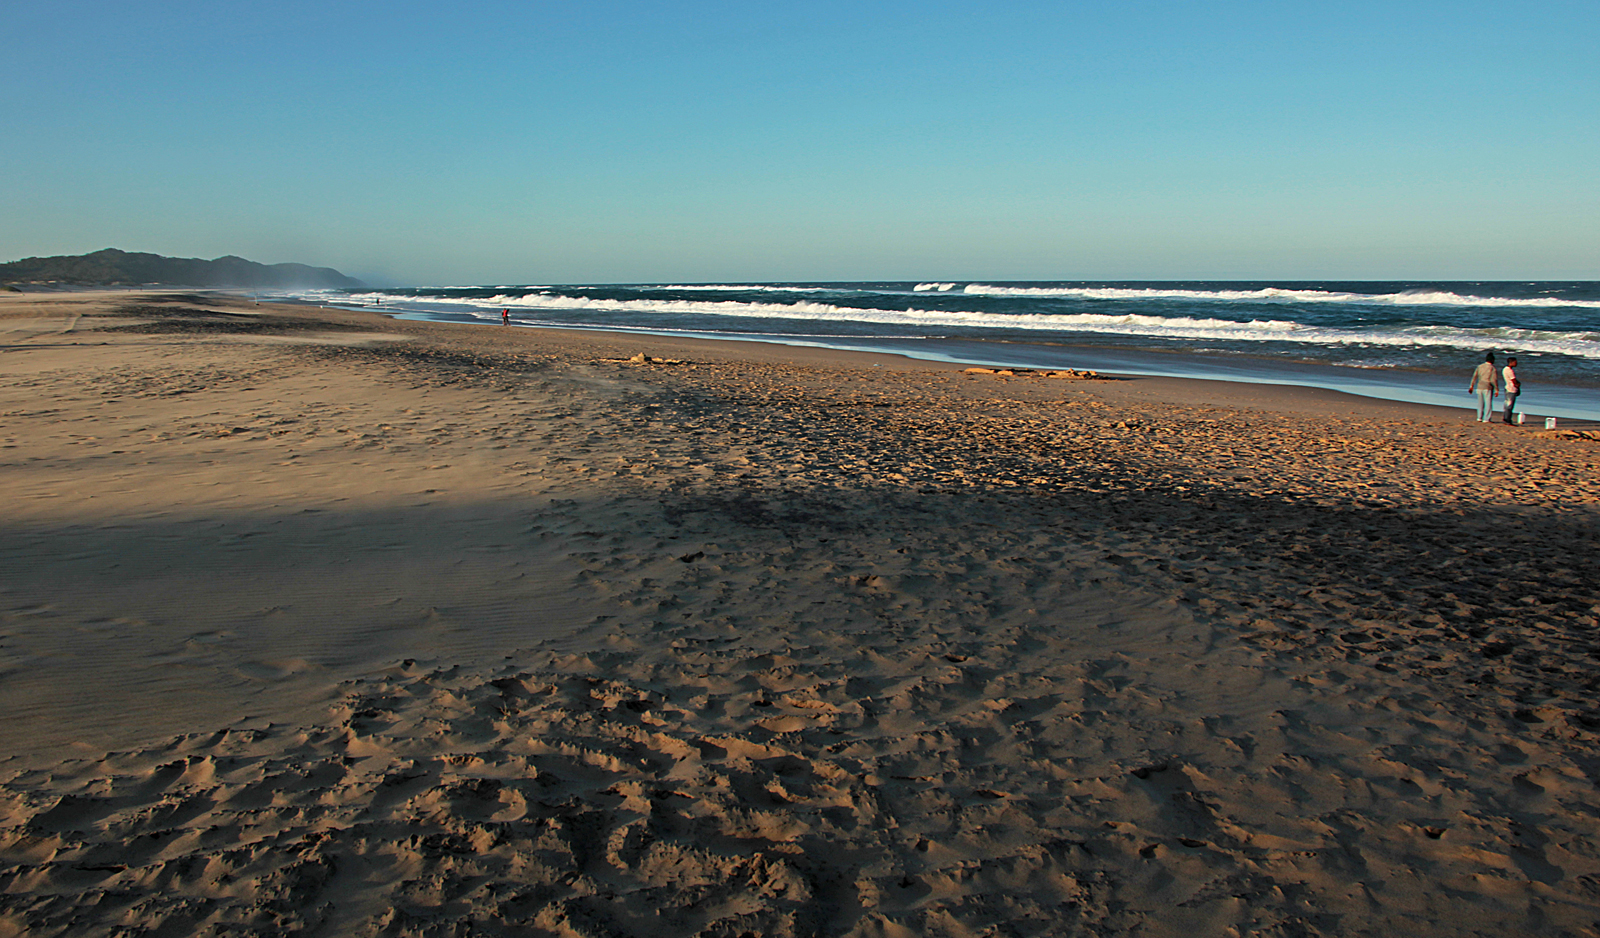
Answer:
2, 291, 1599, 936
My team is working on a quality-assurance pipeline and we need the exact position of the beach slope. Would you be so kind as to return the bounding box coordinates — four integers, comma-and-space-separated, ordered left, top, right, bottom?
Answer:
2, 293, 1598, 936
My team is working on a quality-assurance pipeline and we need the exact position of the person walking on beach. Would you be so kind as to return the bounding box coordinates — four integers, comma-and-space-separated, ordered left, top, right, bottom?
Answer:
501, 308, 510, 325
1468, 352, 1498, 422
1502, 356, 1521, 425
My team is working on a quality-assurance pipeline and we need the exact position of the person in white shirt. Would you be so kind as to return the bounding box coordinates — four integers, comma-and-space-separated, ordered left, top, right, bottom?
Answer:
1467, 352, 1498, 423
1501, 356, 1521, 425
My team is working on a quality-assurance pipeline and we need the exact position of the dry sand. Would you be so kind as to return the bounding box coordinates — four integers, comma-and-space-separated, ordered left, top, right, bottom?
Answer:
2, 292, 1599, 936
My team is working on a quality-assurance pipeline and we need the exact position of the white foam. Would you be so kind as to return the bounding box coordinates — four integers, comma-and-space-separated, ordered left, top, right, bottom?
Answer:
914, 283, 958, 292
289, 287, 1600, 361
653, 284, 827, 293
958, 284, 1600, 309
432, 294, 1600, 359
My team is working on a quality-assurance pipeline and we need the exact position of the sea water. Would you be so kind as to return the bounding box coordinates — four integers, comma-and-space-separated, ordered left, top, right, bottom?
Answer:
277, 281, 1600, 420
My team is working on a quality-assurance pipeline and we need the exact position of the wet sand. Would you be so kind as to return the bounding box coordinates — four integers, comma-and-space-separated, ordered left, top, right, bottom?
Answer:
2, 291, 1598, 936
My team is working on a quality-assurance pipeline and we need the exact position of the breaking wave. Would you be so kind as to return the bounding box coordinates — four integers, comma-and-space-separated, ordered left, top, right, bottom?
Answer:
956, 284, 1600, 309
390, 293, 1600, 360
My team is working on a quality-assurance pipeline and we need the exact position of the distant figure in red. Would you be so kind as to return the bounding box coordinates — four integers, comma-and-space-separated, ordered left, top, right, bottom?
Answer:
501, 308, 510, 325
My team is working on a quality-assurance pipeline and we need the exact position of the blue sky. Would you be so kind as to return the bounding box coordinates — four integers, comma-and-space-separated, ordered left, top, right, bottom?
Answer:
4, 0, 1596, 284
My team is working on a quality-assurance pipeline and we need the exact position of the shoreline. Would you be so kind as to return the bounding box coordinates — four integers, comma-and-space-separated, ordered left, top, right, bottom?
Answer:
3, 291, 1599, 935
375, 304, 1600, 423
522, 324, 1600, 429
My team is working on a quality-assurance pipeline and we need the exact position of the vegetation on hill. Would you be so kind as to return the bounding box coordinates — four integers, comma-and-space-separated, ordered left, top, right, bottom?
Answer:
0, 248, 365, 289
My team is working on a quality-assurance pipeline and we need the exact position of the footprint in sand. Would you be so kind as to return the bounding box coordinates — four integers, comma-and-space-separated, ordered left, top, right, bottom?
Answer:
237, 658, 311, 680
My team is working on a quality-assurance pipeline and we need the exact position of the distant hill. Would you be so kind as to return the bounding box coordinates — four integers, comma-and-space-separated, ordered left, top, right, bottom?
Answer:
0, 249, 365, 290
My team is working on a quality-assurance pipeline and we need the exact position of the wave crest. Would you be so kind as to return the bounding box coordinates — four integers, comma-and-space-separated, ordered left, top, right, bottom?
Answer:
301, 287, 1600, 361
449, 295, 1600, 359
958, 284, 1600, 309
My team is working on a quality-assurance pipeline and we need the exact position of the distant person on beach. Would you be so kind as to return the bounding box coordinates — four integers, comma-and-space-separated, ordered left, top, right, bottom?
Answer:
1468, 352, 1498, 422
1502, 356, 1521, 424
501, 308, 510, 325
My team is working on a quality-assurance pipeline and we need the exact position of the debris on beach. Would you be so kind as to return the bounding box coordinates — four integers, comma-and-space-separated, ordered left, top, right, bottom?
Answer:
602, 352, 689, 365
962, 366, 1105, 379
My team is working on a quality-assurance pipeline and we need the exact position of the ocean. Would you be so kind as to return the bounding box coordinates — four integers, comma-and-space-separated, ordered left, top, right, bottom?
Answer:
276, 281, 1600, 421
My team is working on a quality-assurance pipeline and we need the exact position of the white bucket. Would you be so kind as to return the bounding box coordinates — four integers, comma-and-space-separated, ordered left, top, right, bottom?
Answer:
1517, 412, 1525, 425
1545, 417, 1558, 430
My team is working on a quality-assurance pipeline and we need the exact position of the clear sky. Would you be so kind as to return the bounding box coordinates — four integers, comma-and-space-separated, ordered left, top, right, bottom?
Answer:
4, 0, 1596, 284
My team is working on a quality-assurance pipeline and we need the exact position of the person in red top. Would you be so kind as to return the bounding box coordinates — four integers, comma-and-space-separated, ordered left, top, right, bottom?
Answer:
501, 308, 510, 325
1501, 356, 1521, 425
